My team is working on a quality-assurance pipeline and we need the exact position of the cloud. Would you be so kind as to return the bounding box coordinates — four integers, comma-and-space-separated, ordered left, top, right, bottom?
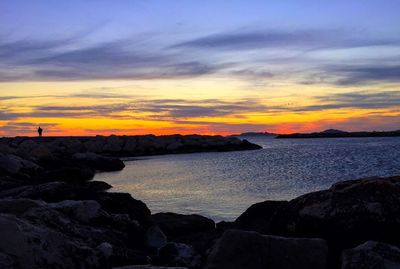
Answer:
0, 34, 227, 81
171, 29, 398, 51
0, 122, 61, 135
293, 91, 400, 111
1, 98, 270, 121
331, 65, 400, 85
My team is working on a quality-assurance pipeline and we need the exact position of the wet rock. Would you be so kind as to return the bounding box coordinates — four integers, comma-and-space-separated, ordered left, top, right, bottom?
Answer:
158, 243, 201, 268
85, 180, 113, 191
0, 214, 103, 269
151, 213, 215, 237
234, 200, 288, 234
341, 241, 400, 269
204, 229, 328, 269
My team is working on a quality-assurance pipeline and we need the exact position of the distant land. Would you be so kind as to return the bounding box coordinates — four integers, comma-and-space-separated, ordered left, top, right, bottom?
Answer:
277, 129, 400, 139
232, 132, 277, 137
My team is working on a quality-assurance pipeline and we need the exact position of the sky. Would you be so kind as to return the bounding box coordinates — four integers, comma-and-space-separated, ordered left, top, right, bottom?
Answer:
0, 0, 399, 136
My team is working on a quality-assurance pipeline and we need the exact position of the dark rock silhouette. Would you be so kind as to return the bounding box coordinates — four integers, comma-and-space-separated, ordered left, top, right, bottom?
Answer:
1, 135, 400, 268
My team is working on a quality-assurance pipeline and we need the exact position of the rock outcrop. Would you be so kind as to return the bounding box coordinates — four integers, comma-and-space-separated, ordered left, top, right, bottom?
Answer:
341, 241, 400, 269
204, 229, 328, 269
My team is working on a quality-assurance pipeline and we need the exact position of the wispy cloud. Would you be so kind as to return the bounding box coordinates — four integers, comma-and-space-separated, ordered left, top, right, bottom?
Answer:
171, 29, 398, 51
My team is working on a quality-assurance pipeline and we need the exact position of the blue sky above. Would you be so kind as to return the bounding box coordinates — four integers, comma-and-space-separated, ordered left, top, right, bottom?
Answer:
0, 1, 399, 135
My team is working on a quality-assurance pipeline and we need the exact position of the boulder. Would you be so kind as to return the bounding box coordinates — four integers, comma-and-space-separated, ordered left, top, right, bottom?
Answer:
204, 229, 328, 269
29, 144, 53, 161
0, 198, 45, 215
73, 152, 125, 171
158, 243, 201, 268
146, 225, 167, 249
341, 241, 400, 269
0, 214, 103, 269
58, 137, 83, 154
103, 135, 125, 153
85, 180, 113, 192
84, 138, 105, 153
123, 137, 137, 153
272, 176, 400, 251
0, 154, 40, 175
234, 200, 287, 234
0, 252, 14, 269
15, 139, 38, 158
49, 200, 105, 223
151, 213, 215, 237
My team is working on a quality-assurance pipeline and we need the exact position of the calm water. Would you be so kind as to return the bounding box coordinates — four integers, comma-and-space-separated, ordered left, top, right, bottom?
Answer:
95, 137, 400, 221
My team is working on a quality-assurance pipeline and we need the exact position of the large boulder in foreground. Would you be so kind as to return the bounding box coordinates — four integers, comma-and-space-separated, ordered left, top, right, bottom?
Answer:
204, 229, 328, 269
341, 241, 400, 269
0, 214, 103, 269
234, 200, 288, 234
273, 176, 400, 249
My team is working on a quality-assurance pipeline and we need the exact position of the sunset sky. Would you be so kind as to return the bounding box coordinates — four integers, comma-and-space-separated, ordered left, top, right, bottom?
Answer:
1, 0, 399, 136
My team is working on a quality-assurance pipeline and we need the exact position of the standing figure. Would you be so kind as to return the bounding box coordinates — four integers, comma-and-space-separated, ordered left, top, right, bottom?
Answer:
38, 126, 43, 137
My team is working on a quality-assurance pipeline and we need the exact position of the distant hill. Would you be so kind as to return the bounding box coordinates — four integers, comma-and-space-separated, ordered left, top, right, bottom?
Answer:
320, 129, 347, 134
233, 132, 277, 137
277, 129, 400, 139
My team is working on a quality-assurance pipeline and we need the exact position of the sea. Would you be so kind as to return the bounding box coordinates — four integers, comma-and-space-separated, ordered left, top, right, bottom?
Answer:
94, 136, 400, 221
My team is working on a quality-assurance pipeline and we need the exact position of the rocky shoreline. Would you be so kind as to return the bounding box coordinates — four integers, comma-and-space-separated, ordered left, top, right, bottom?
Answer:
0, 135, 399, 268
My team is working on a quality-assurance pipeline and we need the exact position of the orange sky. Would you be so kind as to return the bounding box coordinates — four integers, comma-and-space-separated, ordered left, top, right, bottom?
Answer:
1, 2, 399, 136
1, 79, 399, 136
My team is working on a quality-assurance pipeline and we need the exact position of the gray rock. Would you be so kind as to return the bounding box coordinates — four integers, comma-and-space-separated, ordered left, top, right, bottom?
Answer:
0, 198, 45, 215
29, 144, 53, 160
204, 229, 328, 269
0, 154, 40, 175
146, 225, 167, 249
272, 176, 400, 251
0, 214, 102, 269
0, 252, 14, 269
234, 200, 288, 234
103, 135, 125, 153
342, 241, 400, 269
15, 140, 38, 158
159, 242, 201, 268
97, 242, 113, 259
49, 200, 105, 223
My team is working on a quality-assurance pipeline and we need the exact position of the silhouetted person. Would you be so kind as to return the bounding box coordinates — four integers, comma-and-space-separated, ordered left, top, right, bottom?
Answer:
38, 126, 43, 137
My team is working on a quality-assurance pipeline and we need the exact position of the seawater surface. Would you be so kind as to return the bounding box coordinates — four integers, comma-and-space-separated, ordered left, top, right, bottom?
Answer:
95, 137, 400, 221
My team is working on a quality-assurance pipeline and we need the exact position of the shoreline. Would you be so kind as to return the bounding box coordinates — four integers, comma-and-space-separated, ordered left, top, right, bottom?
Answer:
1, 135, 400, 268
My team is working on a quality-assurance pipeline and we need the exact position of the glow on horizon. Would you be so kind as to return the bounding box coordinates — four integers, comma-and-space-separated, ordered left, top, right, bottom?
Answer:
0, 1, 399, 136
